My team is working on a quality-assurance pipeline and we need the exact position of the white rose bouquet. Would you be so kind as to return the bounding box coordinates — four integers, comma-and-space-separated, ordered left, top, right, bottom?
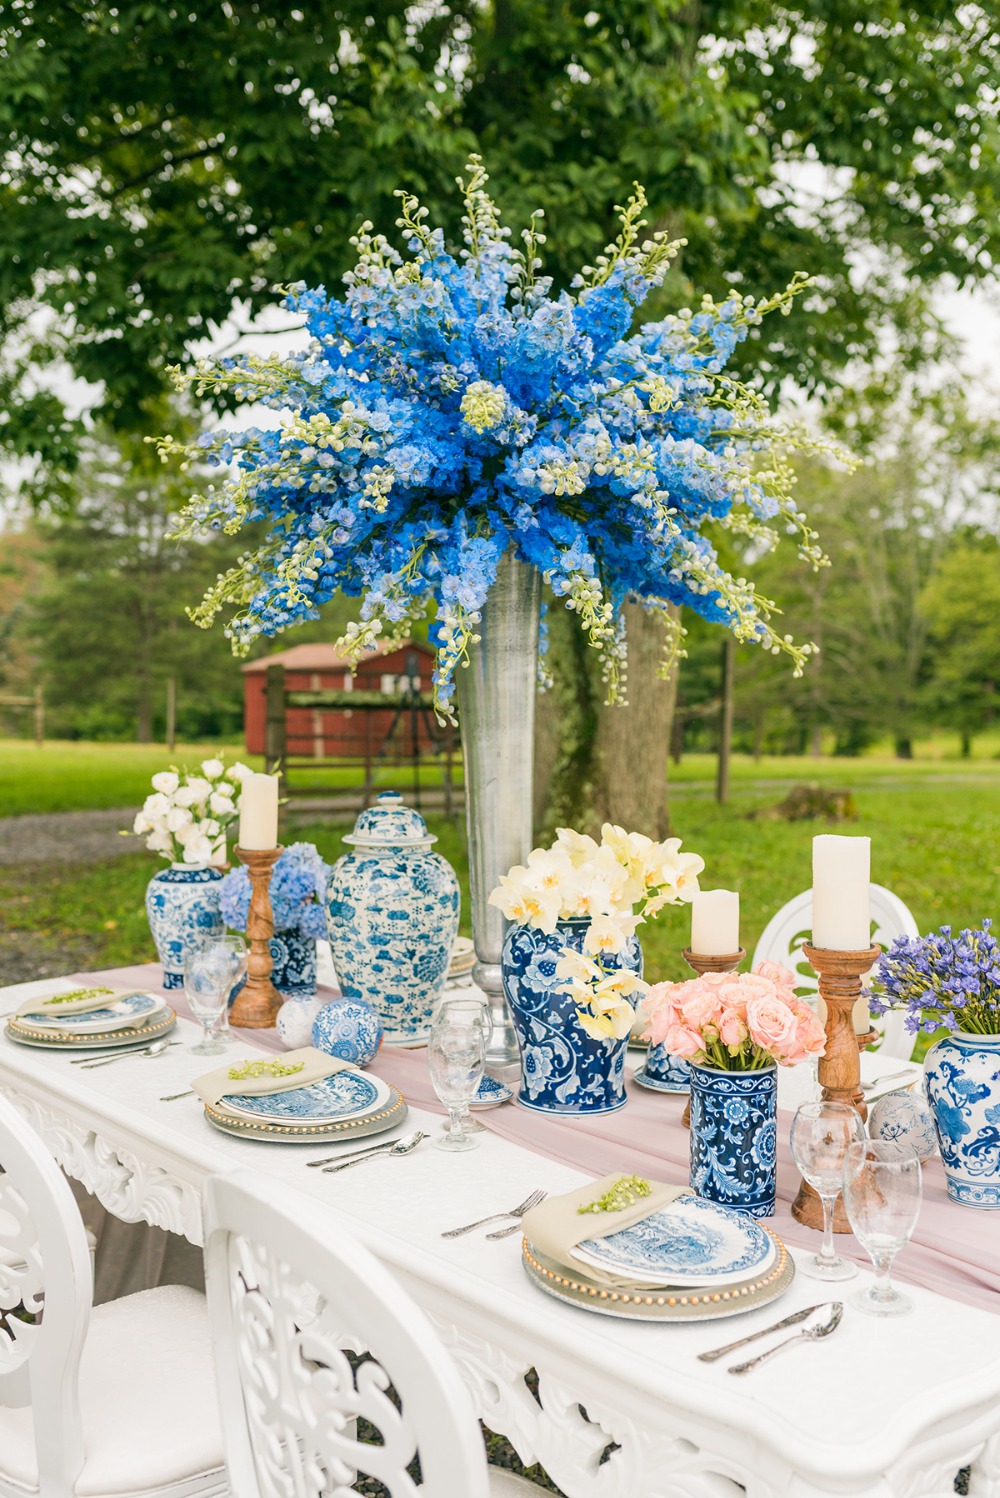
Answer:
131, 758, 253, 865
490, 825, 704, 1040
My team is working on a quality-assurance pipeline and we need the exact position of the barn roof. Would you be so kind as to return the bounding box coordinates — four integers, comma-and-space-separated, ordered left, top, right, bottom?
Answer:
241, 639, 432, 673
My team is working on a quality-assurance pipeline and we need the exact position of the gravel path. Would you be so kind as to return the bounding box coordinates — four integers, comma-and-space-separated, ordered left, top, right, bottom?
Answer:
0, 808, 141, 865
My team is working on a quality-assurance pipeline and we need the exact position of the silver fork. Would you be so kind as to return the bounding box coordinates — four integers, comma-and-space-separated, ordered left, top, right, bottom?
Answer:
441, 1189, 546, 1239
485, 1196, 548, 1240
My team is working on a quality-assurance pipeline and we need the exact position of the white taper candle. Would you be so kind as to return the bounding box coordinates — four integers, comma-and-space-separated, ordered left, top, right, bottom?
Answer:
238, 773, 279, 850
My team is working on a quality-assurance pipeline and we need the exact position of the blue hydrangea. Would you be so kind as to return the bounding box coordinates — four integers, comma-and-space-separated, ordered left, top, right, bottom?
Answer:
219, 842, 331, 939
173, 158, 829, 717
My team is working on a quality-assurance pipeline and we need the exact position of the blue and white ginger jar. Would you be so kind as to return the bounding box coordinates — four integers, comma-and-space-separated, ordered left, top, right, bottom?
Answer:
502, 918, 641, 1115
145, 863, 223, 990
312, 1000, 383, 1067
924, 1032, 1000, 1208
325, 792, 460, 1045
269, 931, 317, 1001
688, 1062, 777, 1219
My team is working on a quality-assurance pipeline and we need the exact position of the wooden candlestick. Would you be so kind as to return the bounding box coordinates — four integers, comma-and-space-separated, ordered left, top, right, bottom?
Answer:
680, 947, 746, 1129
791, 941, 881, 1232
229, 844, 283, 1028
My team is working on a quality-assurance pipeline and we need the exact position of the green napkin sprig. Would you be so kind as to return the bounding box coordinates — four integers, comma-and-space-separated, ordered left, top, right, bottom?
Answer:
227, 1059, 305, 1082
577, 1174, 652, 1215
47, 987, 115, 1005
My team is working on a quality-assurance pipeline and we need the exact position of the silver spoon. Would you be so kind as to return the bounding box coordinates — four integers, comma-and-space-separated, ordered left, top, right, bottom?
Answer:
76, 1039, 180, 1069
322, 1131, 428, 1172
862, 1069, 917, 1093
727, 1302, 843, 1375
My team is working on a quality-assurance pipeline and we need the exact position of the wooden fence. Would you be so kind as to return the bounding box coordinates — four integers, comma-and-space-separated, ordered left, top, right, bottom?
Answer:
0, 685, 44, 745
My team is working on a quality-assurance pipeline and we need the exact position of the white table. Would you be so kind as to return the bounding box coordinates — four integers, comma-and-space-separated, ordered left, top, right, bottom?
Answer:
2, 977, 999, 1498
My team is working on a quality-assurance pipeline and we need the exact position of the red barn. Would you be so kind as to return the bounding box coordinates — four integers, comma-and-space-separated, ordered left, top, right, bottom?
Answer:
242, 640, 438, 759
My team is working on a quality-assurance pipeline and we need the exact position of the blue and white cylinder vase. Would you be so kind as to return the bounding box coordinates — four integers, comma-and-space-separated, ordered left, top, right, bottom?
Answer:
268, 931, 317, 1001
924, 1032, 1000, 1208
502, 918, 641, 1115
145, 863, 223, 990
689, 1063, 777, 1218
326, 792, 460, 1045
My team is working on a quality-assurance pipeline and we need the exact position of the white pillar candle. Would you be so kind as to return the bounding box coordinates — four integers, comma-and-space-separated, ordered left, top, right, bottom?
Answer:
690, 890, 740, 957
812, 834, 872, 1033
238, 773, 279, 850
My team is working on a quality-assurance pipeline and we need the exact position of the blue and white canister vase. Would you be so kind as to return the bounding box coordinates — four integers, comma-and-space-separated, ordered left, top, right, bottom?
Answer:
688, 1062, 777, 1218
502, 918, 642, 1115
326, 792, 460, 1045
145, 863, 224, 990
268, 931, 317, 1001
924, 1031, 1000, 1208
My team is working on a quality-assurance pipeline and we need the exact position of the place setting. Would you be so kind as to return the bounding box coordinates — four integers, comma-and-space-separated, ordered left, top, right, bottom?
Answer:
3, 982, 178, 1053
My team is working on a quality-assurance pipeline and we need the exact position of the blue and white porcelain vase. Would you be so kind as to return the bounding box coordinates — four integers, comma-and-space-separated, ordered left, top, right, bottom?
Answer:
636, 1043, 691, 1093
924, 1032, 1000, 1208
268, 931, 317, 1001
145, 863, 223, 990
326, 792, 460, 1045
688, 1063, 777, 1219
502, 918, 641, 1115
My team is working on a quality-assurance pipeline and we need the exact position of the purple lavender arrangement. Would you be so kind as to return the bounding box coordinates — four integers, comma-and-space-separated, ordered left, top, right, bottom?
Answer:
220, 842, 330, 939
869, 920, 1000, 1036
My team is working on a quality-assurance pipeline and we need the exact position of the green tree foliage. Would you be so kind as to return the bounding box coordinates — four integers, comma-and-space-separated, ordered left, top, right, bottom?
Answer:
1, 0, 999, 455
922, 536, 1000, 756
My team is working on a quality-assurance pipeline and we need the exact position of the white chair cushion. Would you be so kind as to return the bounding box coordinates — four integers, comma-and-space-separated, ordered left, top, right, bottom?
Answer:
0, 1284, 224, 1496
488, 1469, 550, 1496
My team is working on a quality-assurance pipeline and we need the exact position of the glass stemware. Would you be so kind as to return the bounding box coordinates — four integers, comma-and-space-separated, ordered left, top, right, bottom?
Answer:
436, 997, 493, 1135
183, 947, 233, 1056
789, 1100, 866, 1281
427, 1008, 486, 1152
202, 935, 249, 1006
842, 1138, 922, 1317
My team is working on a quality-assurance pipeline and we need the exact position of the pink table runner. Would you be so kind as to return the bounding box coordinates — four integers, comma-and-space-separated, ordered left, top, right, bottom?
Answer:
83, 964, 1000, 1314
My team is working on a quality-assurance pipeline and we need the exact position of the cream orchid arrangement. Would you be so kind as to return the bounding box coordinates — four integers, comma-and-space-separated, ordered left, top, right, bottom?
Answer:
491, 824, 705, 1041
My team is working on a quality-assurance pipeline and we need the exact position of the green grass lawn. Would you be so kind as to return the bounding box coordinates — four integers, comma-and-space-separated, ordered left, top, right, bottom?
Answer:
2, 734, 998, 993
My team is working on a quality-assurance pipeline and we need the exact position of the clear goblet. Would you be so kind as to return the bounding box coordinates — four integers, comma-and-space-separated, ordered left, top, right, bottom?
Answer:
427, 1011, 486, 1153
201, 934, 248, 1009
842, 1138, 922, 1317
436, 997, 493, 1135
183, 948, 233, 1056
789, 1100, 866, 1281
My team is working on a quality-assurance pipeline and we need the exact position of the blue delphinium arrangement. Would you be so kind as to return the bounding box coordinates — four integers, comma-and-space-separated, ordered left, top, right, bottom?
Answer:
869, 921, 1000, 1035
219, 842, 330, 939
166, 157, 838, 718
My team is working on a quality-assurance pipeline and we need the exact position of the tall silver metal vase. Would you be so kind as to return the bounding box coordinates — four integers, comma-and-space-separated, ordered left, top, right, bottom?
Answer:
457, 550, 540, 1068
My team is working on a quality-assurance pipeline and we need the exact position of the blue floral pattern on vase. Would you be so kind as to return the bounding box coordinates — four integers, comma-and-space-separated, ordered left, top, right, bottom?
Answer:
312, 1000, 384, 1068
924, 1032, 1000, 1208
502, 919, 641, 1115
145, 864, 223, 990
636, 1044, 691, 1093
688, 1063, 777, 1219
326, 793, 460, 1045
269, 932, 317, 1001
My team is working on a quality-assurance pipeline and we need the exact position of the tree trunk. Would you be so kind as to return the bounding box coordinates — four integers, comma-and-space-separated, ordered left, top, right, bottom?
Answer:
894, 735, 914, 759
960, 730, 972, 758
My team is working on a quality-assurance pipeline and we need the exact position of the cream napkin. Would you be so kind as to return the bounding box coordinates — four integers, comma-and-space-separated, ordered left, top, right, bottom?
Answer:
16, 985, 145, 1019
521, 1173, 692, 1290
193, 1047, 358, 1110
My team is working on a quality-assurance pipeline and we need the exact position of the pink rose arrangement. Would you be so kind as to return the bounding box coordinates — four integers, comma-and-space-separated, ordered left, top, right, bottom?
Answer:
636, 960, 826, 1071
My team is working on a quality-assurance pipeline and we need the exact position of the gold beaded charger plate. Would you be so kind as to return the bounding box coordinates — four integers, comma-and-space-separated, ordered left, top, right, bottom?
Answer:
521, 1226, 794, 1323
203, 1083, 407, 1144
4, 1009, 177, 1051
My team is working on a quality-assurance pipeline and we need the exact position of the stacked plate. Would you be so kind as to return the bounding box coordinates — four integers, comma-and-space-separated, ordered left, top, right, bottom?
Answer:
523, 1194, 794, 1323
6, 991, 177, 1052
447, 937, 476, 982
204, 1068, 407, 1144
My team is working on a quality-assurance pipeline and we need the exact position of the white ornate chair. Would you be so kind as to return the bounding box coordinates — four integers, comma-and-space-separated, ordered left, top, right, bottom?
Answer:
203, 1170, 546, 1498
0, 1092, 227, 1498
751, 883, 920, 1060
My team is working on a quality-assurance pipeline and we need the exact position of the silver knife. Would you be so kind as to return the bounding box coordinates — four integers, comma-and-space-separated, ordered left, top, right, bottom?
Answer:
697, 1303, 833, 1363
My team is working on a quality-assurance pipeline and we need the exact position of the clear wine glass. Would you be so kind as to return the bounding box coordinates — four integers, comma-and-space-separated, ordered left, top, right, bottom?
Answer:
183, 947, 233, 1056
427, 1010, 486, 1153
202, 935, 248, 1007
436, 998, 493, 1134
789, 1100, 866, 1281
842, 1138, 922, 1317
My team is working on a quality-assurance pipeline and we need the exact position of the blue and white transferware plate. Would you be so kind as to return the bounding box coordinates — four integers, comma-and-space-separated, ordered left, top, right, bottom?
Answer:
24, 991, 165, 1034
219, 1070, 390, 1125
469, 1074, 514, 1110
572, 1195, 776, 1287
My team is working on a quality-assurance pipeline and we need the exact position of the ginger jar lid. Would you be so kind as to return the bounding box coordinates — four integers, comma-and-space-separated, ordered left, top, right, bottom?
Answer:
343, 791, 436, 850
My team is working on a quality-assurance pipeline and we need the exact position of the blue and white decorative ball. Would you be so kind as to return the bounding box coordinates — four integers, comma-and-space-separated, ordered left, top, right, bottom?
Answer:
276, 997, 324, 1050
312, 1000, 383, 1068
868, 1089, 938, 1162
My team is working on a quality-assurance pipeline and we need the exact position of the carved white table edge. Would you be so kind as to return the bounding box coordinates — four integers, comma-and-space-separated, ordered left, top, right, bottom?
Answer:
1, 1036, 999, 1498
